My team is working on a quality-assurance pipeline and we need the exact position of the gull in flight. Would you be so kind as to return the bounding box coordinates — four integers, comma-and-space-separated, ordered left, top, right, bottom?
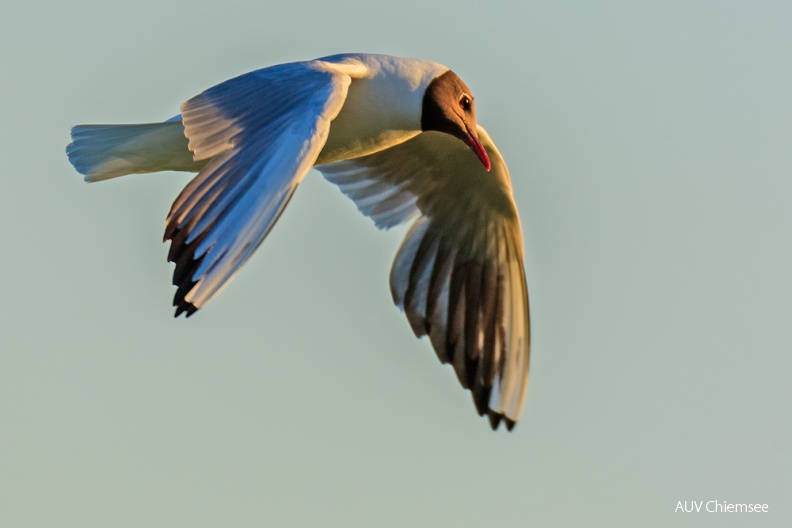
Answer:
66, 53, 530, 430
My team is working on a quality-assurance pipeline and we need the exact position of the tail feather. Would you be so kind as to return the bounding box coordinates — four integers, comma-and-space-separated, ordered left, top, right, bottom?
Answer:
66, 121, 206, 182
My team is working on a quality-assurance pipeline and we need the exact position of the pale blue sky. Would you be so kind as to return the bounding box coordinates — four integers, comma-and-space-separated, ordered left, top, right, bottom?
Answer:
2, 1, 791, 526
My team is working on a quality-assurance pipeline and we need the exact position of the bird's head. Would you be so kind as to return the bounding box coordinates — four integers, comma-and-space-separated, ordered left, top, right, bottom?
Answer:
421, 70, 491, 171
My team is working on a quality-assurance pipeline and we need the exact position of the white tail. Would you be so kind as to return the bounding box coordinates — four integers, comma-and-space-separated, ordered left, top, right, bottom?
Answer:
66, 120, 206, 182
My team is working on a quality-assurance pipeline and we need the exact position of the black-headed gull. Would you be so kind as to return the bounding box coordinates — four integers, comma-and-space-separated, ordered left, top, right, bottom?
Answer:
67, 53, 530, 430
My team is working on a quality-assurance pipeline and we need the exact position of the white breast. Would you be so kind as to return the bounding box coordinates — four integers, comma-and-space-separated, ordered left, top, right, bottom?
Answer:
314, 54, 449, 165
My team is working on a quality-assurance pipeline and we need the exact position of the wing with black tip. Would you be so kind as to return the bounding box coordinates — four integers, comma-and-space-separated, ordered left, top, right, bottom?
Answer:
318, 126, 530, 429
165, 59, 367, 316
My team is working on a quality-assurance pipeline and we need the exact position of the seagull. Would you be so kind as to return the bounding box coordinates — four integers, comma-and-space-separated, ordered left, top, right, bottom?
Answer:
66, 53, 530, 430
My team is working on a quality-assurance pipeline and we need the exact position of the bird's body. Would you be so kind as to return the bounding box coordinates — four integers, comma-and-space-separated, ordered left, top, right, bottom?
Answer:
67, 53, 531, 430
314, 54, 445, 164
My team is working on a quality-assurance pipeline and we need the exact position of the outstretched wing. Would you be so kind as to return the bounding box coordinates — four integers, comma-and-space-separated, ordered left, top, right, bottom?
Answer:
318, 127, 530, 430
165, 59, 367, 316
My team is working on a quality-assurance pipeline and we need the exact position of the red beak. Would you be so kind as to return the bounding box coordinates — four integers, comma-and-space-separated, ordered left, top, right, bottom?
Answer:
465, 126, 491, 171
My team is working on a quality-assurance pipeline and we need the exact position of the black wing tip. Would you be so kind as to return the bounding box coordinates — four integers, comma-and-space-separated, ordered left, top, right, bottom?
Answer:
174, 302, 199, 318
486, 411, 517, 432
165, 223, 204, 320
473, 386, 490, 416
172, 277, 200, 318
488, 412, 502, 430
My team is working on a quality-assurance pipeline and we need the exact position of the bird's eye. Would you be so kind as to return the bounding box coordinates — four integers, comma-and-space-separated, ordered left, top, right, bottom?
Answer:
459, 94, 472, 110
